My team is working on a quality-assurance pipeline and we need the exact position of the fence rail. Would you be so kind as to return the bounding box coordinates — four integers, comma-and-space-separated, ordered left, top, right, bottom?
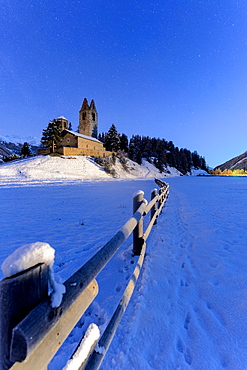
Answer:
0, 178, 169, 370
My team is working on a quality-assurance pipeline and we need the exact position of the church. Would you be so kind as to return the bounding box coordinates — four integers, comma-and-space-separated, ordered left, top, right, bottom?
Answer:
39, 99, 111, 158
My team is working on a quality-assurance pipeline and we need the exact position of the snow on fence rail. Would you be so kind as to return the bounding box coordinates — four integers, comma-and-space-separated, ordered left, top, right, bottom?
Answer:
0, 179, 169, 370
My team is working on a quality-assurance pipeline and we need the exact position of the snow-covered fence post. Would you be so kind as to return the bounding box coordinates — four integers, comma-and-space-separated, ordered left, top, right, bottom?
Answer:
0, 263, 49, 370
158, 188, 163, 213
151, 189, 158, 225
133, 191, 144, 256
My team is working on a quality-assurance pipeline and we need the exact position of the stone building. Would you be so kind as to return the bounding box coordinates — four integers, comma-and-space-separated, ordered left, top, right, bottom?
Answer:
38, 99, 111, 158
57, 130, 109, 157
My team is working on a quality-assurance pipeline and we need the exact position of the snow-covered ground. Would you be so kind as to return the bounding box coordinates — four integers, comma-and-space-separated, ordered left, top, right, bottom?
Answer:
0, 158, 246, 369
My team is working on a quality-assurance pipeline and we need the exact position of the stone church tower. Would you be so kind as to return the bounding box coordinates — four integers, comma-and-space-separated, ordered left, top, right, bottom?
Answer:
78, 98, 98, 138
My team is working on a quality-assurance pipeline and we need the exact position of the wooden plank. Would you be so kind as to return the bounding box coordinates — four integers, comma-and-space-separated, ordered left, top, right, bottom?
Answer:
154, 178, 168, 189
9, 201, 147, 364
85, 243, 147, 370
66, 324, 100, 370
0, 263, 49, 370
144, 187, 169, 241
143, 190, 158, 216
143, 208, 159, 241
10, 280, 98, 370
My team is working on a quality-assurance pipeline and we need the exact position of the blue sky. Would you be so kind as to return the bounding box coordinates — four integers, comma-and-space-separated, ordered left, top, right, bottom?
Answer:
1, 0, 247, 167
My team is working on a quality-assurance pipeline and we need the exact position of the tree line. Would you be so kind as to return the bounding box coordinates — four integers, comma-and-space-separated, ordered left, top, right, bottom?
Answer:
98, 124, 208, 174
38, 120, 208, 174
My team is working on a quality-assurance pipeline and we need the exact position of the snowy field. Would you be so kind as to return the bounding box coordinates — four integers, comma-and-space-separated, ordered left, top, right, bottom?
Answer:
0, 158, 247, 369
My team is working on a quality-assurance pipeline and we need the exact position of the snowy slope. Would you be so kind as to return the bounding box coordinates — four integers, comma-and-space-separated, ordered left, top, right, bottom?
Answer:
0, 155, 182, 187
0, 177, 246, 369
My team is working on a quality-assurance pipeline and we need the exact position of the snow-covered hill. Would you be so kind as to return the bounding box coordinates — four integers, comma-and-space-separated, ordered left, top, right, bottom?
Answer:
0, 155, 209, 187
0, 155, 183, 187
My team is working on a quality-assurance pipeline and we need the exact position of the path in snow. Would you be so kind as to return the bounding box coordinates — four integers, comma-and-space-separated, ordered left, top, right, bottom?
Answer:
102, 176, 247, 370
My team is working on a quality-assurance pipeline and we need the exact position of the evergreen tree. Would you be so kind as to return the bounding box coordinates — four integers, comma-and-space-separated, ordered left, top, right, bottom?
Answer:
21, 142, 32, 157
104, 124, 121, 152
128, 136, 142, 164
184, 149, 193, 172
41, 119, 62, 152
179, 149, 189, 174
120, 133, 128, 152
192, 151, 201, 169
98, 133, 106, 144
200, 156, 207, 171
154, 139, 167, 172
142, 136, 153, 161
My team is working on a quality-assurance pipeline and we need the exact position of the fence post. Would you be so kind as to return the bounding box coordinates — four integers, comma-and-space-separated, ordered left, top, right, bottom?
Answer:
151, 189, 158, 225
133, 191, 144, 256
158, 188, 163, 213
0, 263, 49, 370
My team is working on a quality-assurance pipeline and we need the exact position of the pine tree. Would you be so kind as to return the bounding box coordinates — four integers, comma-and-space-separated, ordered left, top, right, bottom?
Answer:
120, 133, 128, 152
200, 156, 207, 171
41, 120, 62, 153
156, 139, 167, 167
21, 142, 32, 157
142, 136, 153, 161
98, 133, 105, 144
104, 124, 121, 152
128, 136, 142, 164
179, 149, 189, 174
192, 151, 201, 169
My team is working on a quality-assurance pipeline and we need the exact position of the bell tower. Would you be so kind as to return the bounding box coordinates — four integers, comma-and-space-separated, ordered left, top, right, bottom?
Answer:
78, 98, 98, 138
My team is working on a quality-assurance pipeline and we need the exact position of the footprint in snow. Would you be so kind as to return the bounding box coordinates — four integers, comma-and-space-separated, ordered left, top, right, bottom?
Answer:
205, 302, 226, 326
184, 312, 191, 330
115, 284, 122, 293
176, 337, 184, 353
176, 337, 193, 365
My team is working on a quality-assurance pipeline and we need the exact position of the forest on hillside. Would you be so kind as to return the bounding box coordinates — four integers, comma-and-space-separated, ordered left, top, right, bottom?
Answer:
1, 121, 208, 176
99, 124, 208, 175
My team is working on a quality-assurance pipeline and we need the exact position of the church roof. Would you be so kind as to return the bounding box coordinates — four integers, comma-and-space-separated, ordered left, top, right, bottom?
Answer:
57, 116, 68, 120
80, 98, 89, 110
62, 130, 102, 144
90, 99, 96, 110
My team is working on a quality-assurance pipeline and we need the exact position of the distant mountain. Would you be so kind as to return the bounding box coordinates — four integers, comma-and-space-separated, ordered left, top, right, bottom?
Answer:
215, 151, 247, 171
0, 144, 12, 160
0, 134, 40, 156
0, 134, 40, 146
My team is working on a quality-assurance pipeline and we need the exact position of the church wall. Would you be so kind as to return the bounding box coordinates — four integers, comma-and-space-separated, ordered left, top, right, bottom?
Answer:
58, 132, 110, 157
60, 133, 78, 148
57, 147, 112, 157
77, 136, 103, 151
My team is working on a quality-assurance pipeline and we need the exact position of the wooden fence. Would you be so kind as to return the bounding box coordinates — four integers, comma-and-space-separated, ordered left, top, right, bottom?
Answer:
0, 179, 169, 370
